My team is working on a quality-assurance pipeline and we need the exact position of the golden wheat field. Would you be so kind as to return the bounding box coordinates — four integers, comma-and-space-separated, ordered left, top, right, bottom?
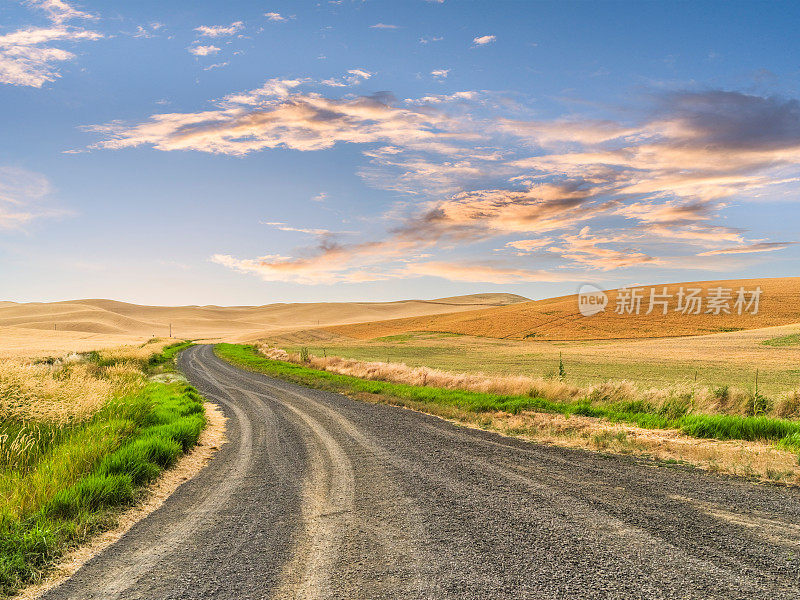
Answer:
0, 294, 526, 357
327, 277, 800, 341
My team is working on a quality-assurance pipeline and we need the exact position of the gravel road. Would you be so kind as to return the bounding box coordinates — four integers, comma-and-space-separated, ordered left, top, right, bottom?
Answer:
43, 344, 800, 599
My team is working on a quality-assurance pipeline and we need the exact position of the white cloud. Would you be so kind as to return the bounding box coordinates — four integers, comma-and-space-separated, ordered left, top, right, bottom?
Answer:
472, 35, 496, 46
27, 0, 96, 25
188, 44, 220, 56
698, 242, 796, 256
261, 221, 331, 235
431, 69, 449, 79
312, 192, 328, 202
203, 62, 228, 71
0, 166, 65, 228
321, 68, 373, 87
370, 23, 399, 29
404, 91, 478, 105
505, 238, 553, 253
220, 77, 307, 104
265, 12, 287, 22
0, 26, 102, 87
130, 23, 164, 39
195, 22, 244, 37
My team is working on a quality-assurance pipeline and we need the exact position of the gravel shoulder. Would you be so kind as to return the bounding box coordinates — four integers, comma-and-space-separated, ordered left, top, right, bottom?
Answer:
40, 345, 800, 599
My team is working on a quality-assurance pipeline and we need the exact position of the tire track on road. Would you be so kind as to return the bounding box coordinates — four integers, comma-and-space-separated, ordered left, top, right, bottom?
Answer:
41, 345, 800, 600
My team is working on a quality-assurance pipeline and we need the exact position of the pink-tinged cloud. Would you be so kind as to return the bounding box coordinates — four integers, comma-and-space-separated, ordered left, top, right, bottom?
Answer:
400, 182, 614, 241
698, 242, 796, 256
472, 35, 496, 46
211, 234, 432, 284
401, 261, 574, 283
546, 227, 657, 270
88, 84, 800, 283
87, 83, 472, 155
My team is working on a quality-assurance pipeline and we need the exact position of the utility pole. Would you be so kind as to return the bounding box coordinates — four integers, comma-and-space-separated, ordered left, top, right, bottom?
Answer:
169, 323, 172, 338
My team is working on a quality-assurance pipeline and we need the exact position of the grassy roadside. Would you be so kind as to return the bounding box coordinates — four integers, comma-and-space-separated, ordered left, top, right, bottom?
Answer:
270, 329, 800, 397
147, 340, 195, 371
0, 341, 204, 597
215, 343, 800, 455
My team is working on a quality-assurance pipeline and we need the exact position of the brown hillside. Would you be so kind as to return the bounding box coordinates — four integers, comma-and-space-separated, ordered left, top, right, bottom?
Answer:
327, 278, 800, 341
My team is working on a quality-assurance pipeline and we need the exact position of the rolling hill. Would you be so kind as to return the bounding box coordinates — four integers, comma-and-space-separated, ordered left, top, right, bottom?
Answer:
0, 293, 529, 356
327, 278, 800, 341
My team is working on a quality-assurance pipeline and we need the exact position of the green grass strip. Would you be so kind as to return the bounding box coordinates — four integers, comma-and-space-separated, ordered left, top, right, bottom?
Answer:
0, 345, 204, 597
147, 340, 195, 370
215, 343, 800, 449
762, 333, 800, 347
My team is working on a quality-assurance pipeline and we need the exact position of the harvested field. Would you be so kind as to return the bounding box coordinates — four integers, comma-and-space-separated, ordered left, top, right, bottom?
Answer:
328, 277, 800, 341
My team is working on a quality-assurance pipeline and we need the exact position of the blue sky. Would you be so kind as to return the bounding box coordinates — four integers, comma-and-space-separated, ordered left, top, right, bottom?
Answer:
1, 0, 799, 305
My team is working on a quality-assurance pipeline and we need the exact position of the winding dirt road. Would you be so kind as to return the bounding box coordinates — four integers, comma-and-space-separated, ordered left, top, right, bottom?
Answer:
43, 345, 800, 599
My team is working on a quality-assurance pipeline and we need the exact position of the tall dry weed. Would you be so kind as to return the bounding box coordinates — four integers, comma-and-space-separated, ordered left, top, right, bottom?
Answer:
256, 343, 793, 419
0, 361, 112, 424
775, 390, 800, 418
99, 338, 173, 364
0, 354, 146, 476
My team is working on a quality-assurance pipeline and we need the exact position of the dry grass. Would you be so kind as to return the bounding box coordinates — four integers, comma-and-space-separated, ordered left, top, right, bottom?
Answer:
0, 341, 173, 426
0, 343, 181, 518
0, 330, 188, 360
270, 324, 800, 396
253, 345, 800, 484
265, 347, 581, 401
0, 353, 150, 520
480, 410, 800, 484
97, 338, 180, 364
0, 361, 116, 425
0, 341, 207, 595
329, 277, 800, 341
259, 344, 800, 419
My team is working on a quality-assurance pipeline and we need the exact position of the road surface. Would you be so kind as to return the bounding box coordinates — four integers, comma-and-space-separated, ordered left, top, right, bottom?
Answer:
44, 344, 800, 599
